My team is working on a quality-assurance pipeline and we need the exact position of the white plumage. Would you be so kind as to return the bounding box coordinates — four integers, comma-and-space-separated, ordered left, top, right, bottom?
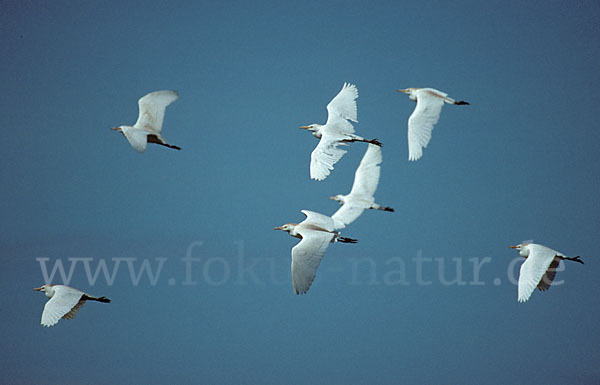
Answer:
397, 87, 469, 161
274, 210, 357, 294
300, 83, 381, 181
330, 144, 394, 228
509, 243, 584, 302
33, 284, 110, 327
111, 90, 180, 152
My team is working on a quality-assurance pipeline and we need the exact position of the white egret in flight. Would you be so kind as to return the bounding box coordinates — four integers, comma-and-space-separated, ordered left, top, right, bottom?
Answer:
274, 210, 357, 294
330, 144, 394, 228
509, 243, 583, 303
111, 90, 180, 152
397, 88, 469, 161
300, 83, 381, 181
34, 284, 111, 327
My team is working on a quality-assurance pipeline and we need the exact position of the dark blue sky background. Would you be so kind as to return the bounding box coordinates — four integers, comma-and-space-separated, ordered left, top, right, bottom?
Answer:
1, 1, 599, 384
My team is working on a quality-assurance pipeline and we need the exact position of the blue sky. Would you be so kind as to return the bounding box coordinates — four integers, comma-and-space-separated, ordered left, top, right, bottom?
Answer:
1, 1, 599, 384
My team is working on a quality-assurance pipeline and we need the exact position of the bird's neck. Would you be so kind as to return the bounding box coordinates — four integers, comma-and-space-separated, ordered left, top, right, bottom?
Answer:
287, 225, 300, 237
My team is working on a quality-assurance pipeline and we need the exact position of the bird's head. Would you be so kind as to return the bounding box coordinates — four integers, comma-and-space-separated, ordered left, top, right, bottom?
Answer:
33, 284, 55, 297
329, 195, 344, 205
274, 223, 296, 233
299, 124, 321, 133
509, 244, 530, 257
397, 88, 418, 101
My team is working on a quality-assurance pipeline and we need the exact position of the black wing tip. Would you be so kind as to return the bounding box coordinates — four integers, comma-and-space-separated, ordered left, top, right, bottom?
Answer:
455, 100, 470, 106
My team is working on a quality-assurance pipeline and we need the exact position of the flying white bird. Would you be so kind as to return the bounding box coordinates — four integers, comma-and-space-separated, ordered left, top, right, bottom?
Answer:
300, 83, 381, 181
397, 88, 469, 161
509, 243, 584, 303
111, 90, 180, 152
33, 284, 110, 327
330, 144, 394, 228
274, 210, 357, 294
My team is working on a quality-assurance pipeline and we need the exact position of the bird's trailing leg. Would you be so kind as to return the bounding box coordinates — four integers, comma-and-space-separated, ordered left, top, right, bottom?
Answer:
147, 135, 182, 150
558, 255, 584, 264
371, 204, 394, 212
161, 143, 182, 151
337, 236, 358, 244
442, 95, 470, 105
342, 136, 383, 147
365, 138, 382, 146
83, 294, 111, 303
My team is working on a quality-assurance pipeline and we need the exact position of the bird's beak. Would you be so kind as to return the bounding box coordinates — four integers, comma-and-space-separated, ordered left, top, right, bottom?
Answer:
299, 126, 310, 130
110, 126, 121, 131
328, 196, 336, 200
274, 226, 283, 230
509, 245, 518, 249
33, 287, 42, 291
397, 89, 409, 94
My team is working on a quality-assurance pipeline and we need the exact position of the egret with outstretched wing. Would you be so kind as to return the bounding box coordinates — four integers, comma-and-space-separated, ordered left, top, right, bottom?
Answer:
398, 87, 469, 161
509, 243, 583, 302
300, 83, 381, 180
111, 90, 181, 152
330, 144, 394, 228
33, 284, 111, 327
274, 210, 357, 294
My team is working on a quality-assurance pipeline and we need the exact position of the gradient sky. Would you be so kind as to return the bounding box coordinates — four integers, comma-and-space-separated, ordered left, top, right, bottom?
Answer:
1, 1, 599, 384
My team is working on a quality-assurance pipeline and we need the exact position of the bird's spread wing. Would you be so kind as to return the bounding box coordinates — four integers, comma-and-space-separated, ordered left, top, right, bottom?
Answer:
134, 90, 179, 133
300, 210, 335, 232
331, 203, 365, 228
41, 286, 85, 327
350, 144, 382, 197
537, 257, 560, 291
63, 298, 86, 320
325, 83, 358, 134
121, 126, 148, 153
407, 90, 445, 161
331, 144, 382, 227
310, 131, 348, 180
518, 245, 560, 302
291, 228, 334, 294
